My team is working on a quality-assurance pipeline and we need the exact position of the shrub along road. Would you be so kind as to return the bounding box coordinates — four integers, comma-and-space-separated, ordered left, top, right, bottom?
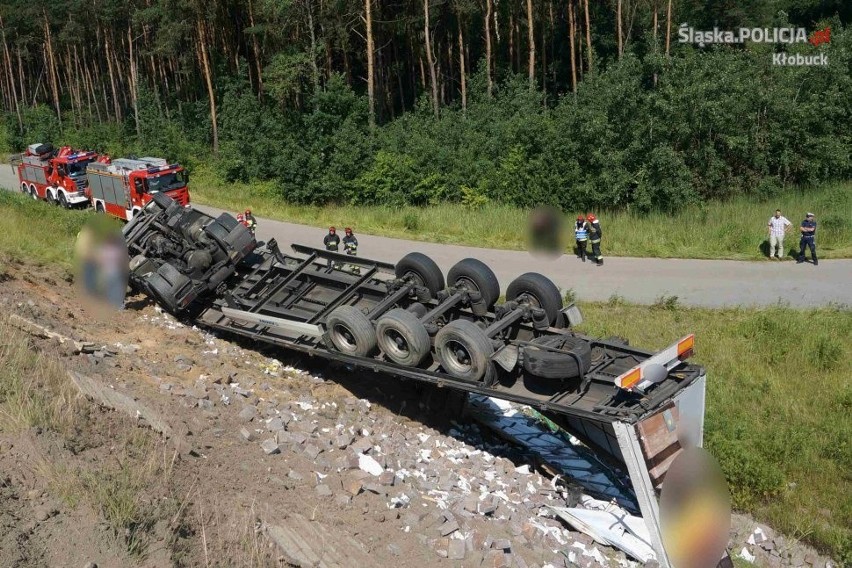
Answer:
1, 165, 849, 308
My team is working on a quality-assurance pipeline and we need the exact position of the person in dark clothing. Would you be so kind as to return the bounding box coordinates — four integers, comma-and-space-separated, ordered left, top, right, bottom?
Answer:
574, 215, 589, 262
342, 227, 360, 275
323, 226, 340, 268
587, 214, 603, 266
797, 212, 818, 265
244, 209, 257, 234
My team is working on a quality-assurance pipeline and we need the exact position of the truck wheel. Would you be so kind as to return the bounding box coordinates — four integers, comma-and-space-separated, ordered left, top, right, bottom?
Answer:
506, 273, 563, 326
435, 319, 494, 381
96, 202, 105, 213
20, 182, 27, 194
146, 263, 192, 313
523, 335, 591, 380
58, 192, 69, 209
447, 258, 500, 308
326, 305, 377, 357
395, 252, 445, 297
376, 308, 431, 366
29, 185, 38, 200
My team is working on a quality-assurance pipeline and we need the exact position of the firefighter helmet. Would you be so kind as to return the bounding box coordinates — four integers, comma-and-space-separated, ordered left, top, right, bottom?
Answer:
587, 214, 597, 222
577, 215, 585, 221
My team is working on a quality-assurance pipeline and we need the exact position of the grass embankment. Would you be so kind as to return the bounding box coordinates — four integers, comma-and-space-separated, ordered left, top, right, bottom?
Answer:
192, 169, 852, 260
0, 190, 91, 272
1, 192, 849, 560
0, 315, 175, 556
577, 299, 851, 562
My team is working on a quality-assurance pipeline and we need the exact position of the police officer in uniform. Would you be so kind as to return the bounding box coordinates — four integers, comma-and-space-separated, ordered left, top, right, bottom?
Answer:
587, 214, 603, 266
323, 226, 340, 268
797, 212, 818, 265
343, 227, 360, 275
574, 215, 589, 262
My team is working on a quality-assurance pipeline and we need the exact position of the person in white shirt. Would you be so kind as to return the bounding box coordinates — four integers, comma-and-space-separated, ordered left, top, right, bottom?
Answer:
767, 209, 791, 260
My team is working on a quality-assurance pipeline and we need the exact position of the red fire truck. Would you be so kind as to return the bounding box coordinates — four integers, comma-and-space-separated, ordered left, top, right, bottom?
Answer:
86, 157, 191, 221
12, 143, 100, 208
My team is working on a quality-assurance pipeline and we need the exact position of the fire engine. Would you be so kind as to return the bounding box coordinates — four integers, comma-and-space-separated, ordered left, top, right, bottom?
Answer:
12, 143, 99, 208
86, 157, 190, 221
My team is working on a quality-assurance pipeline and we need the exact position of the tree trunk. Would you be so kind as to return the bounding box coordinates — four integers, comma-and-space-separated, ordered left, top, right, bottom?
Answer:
583, 0, 593, 72
423, 0, 439, 118
616, 0, 623, 57
104, 34, 121, 121
16, 45, 26, 111
247, 0, 263, 94
665, 0, 672, 56
526, 0, 535, 90
0, 17, 22, 132
307, 0, 320, 101
484, 0, 493, 97
568, 0, 577, 92
128, 26, 140, 138
43, 14, 62, 126
458, 24, 467, 113
365, 0, 375, 127
197, 18, 219, 154
508, 12, 514, 73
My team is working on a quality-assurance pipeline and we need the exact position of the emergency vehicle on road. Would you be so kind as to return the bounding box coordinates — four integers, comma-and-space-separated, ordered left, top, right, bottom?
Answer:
12, 143, 99, 208
86, 156, 190, 221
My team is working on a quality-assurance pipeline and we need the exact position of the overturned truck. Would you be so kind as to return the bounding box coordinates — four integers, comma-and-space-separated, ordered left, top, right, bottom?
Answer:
124, 195, 707, 514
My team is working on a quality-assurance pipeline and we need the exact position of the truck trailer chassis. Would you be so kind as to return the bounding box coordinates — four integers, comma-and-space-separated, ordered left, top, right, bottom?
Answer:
124, 194, 711, 566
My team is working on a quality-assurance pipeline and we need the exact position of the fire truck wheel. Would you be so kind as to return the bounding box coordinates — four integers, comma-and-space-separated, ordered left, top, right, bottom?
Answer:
29, 185, 37, 200
395, 252, 445, 298
435, 319, 495, 382
376, 308, 431, 366
96, 202, 105, 213
447, 258, 500, 309
506, 273, 563, 326
20, 182, 27, 194
58, 193, 69, 209
522, 335, 591, 380
326, 305, 377, 357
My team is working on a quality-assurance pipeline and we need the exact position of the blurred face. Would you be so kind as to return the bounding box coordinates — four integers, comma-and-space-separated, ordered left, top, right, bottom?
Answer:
775, 210, 781, 218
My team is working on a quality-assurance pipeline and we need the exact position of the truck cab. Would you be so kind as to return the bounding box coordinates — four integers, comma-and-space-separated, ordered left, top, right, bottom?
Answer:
86, 156, 191, 221
47, 147, 99, 207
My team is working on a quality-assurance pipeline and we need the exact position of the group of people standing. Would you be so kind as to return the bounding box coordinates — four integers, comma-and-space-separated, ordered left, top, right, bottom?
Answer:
767, 209, 819, 265
574, 214, 604, 266
323, 226, 360, 273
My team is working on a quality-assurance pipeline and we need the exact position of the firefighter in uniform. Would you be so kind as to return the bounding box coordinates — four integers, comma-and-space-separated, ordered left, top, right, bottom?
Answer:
323, 226, 340, 268
574, 215, 589, 262
587, 214, 603, 266
343, 227, 360, 275
244, 209, 257, 234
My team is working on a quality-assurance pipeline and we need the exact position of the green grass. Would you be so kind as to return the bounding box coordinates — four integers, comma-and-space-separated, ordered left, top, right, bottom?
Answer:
192, 168, 852, 260
0, 190, 93, 270
576, 300, 852, 562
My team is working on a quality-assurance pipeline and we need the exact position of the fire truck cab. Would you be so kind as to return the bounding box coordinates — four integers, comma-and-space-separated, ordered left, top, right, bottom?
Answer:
86, 157, 190, 221
13, 143, 98, 208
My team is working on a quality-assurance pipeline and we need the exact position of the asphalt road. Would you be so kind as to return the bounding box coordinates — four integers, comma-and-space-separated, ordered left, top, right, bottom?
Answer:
3, 164, 850, 308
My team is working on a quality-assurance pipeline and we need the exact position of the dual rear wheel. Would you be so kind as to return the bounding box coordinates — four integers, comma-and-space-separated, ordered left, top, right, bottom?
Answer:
325, 253, 572, 382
